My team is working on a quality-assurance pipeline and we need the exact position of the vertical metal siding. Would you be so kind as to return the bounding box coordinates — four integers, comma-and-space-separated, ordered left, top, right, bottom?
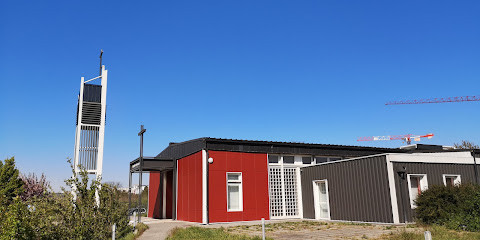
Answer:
147, 172, 161, 218
301, 155, 394, 223
393, 162, 477, 223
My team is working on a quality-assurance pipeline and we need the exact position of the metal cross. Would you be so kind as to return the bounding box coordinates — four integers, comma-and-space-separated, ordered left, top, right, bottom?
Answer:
137, 125, 146, 223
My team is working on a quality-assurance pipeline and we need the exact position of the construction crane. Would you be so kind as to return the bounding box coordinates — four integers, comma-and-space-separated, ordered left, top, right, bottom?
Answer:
357, 133, 434, 145
386, 95, 480, 105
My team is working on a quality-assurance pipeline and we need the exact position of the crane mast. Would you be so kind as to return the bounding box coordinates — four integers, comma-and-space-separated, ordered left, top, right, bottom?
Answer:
386, 95, 480, 105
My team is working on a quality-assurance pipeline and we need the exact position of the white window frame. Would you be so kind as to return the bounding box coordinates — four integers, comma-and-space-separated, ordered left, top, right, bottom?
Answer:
443, 174, 461, 186
292, 155, 314, 166
406, 174, 428, 209
314, 156, 343, 164
268, 155, 281, 165
282, 155, 295, 165
328, 157, 342, 162
226, 172, 243, 212
312, 179, 330, 220
314, 156, 329, 164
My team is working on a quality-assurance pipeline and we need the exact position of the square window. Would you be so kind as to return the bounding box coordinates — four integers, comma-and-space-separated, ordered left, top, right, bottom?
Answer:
328, 157, 342, 162
315, 157, 328, 164
268, 155, 279, 164
302, 157, 312, 164
443, 174, 461, 187
227, 173, 241, 181
283, 156, 295, 164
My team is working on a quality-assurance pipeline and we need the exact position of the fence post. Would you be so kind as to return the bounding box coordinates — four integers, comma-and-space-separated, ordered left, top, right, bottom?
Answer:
424, 231, 432, 240
112, 223, 116, 240
262, 218, 265, 240
133, 211, 137, 229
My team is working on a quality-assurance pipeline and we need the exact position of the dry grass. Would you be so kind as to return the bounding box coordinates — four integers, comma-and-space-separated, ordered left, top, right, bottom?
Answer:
119, 223, 149, 240
166, 226, 272, 240
377, 225, 480, 240
227, 220, 371, 233
225, 220, 391, 239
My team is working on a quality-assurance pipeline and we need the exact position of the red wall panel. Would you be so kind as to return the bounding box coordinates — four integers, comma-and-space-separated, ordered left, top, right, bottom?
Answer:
177, 151, 203, 223
208, 151, 270, 223
148, 171, 162, 218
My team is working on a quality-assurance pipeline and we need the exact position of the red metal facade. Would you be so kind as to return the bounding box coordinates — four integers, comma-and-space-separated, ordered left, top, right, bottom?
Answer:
165, 171, 173, 219
148, 171, 161, 218
208, 151, 270, 223
177, 151, 203, 223
148, 171, 174, 219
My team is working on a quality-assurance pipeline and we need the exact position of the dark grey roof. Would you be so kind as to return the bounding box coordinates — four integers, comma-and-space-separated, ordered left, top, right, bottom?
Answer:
154, 137, 410, 160
130, 157, 173, 172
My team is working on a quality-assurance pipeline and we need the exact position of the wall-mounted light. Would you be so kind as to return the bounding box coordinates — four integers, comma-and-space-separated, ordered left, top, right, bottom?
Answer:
397, 166, 407, 180
208, 157, 214, 164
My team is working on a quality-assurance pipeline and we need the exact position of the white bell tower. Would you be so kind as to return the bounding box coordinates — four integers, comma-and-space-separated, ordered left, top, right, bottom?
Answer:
73, 51, 108, 183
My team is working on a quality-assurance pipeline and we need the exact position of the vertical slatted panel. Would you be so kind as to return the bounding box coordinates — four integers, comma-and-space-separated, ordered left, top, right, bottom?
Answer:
78, 126, 100, 171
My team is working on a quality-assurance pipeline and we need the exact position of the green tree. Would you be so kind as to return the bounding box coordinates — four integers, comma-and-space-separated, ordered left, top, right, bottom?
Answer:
0, 157, 24, 205
0, 157, 33, 239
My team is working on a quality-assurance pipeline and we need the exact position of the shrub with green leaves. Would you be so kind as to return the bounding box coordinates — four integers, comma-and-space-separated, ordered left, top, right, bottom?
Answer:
0, 196, 34, 240
415, 183, 480, 231
24, 158, 132, 239
0, 157, 133, 239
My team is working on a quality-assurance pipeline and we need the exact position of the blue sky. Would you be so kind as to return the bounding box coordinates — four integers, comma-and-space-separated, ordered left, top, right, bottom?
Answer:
1, 1, 479, 190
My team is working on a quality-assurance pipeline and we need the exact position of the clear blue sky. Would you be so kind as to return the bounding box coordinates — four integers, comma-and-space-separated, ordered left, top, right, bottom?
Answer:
1, 1, 479, 190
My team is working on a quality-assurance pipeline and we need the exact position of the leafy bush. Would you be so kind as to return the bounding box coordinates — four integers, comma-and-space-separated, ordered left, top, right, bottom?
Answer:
24, 159, 132, 239
0, 197, 34, 240
0, 157, 134, 239
415, 183, 480, 231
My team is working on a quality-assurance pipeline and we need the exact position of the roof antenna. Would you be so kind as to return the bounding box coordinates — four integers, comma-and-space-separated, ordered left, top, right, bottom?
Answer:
99, 49, 104, 76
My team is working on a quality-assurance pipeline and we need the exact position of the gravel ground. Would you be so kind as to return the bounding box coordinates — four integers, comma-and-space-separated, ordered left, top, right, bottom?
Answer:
136, 218, 410, 240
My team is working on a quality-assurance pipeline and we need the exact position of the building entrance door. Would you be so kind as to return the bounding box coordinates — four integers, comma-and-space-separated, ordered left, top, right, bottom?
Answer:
313, 180, 330, 220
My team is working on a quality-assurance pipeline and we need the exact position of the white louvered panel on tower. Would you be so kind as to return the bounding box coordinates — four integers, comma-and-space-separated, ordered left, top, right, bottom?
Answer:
73, 65, 108, 177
